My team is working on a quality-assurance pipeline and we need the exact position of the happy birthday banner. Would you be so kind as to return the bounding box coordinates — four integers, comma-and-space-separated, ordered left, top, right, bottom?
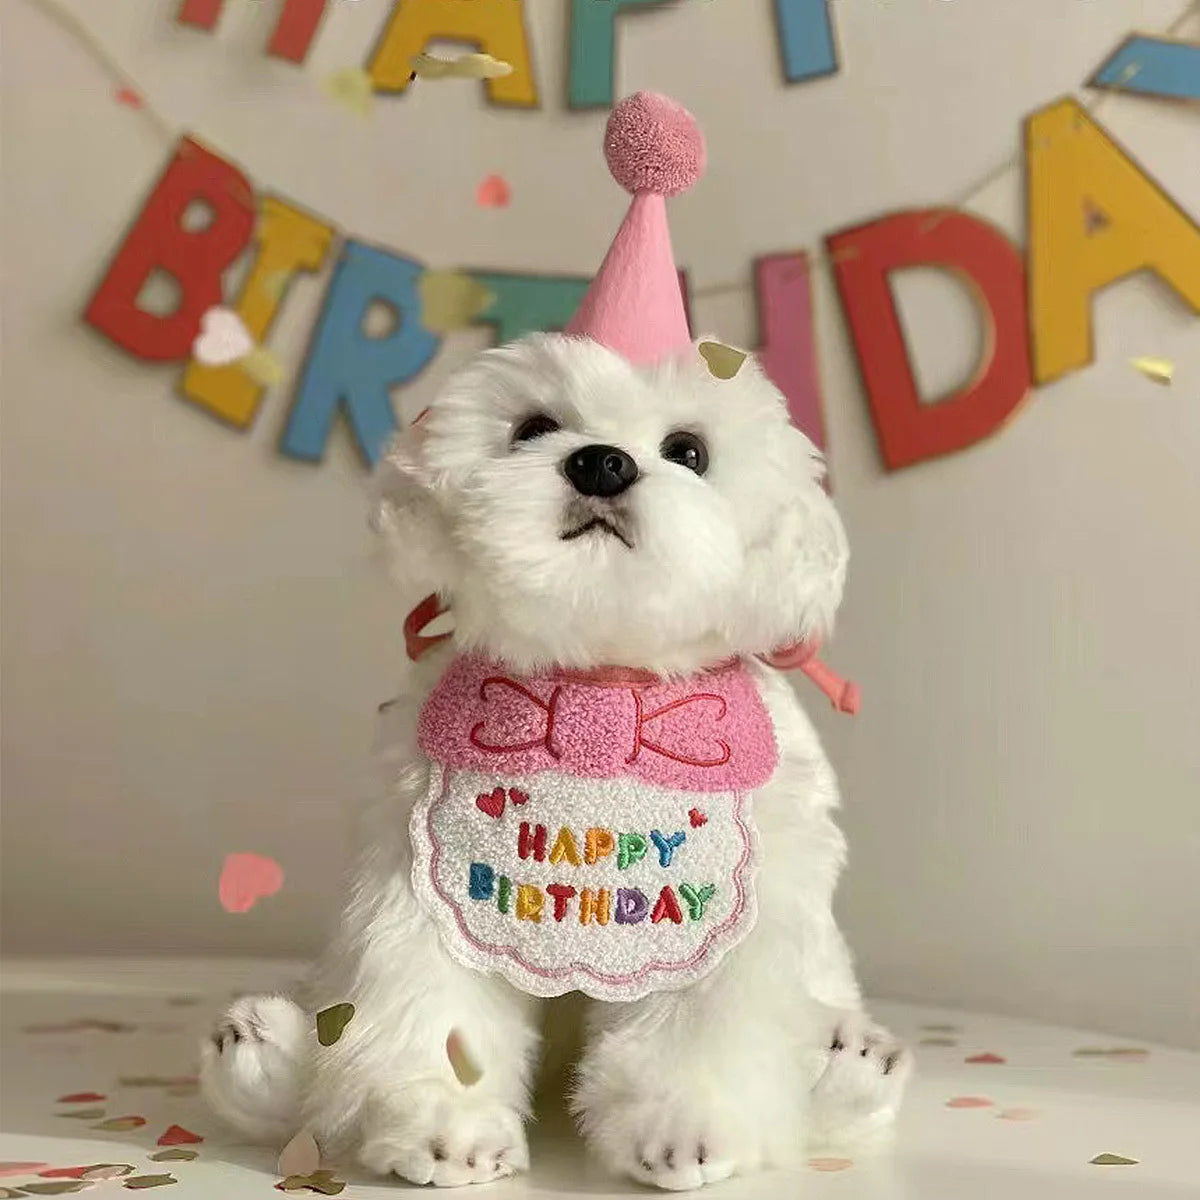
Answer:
80, 0, 1200, 471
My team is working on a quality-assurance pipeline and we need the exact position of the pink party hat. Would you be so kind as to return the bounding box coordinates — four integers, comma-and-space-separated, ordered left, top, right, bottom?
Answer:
566, 92, 706, 364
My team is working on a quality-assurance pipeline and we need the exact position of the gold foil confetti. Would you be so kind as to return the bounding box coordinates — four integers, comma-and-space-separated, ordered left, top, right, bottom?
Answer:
1129, 356, 1173, 385
320, 68, 374, 118
148, 1152, 196, 1164
315, 1003, 355, 1047
122, 1175, 178, 1189
417, 271, 495, 333
410, 52, 513, 80
1090, 1153, 1138, 1166
698, 340, 747, 380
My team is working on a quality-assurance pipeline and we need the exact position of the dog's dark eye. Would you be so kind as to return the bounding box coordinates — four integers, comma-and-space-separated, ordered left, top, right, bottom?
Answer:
512, 414, 560, 444
660, 431, 709, 476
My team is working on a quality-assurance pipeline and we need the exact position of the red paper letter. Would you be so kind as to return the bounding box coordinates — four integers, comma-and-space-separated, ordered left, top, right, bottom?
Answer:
827, 210, 1032, 470
178, 0, 328, 63
85, 139, 255, 362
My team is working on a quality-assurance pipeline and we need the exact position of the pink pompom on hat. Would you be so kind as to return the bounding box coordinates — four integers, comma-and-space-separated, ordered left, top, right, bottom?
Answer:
566, 91, 705, 365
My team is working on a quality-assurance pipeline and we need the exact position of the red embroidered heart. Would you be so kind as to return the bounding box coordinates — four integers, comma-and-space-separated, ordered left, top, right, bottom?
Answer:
57, 1092, 106, 1104
688, 808, 707, 828
156, 1124, 203, 1146
509, 789, 528, 806
965, 1052, 1006, 1065
475, 787, 506, 819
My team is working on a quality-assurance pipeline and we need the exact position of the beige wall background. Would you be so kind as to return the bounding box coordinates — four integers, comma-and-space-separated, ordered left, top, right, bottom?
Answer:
2, 0, 1198, 1046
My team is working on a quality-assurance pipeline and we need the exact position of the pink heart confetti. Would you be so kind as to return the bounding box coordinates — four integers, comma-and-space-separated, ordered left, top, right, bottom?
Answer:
946, 1096, 994, 1108
0, 1164, 49, 1179
966, 1052, 1006, 1064
808, 1157, 852, 1172
277, 1131, 320, 1178
475, 174, 511, 208
218, 852, 284, 913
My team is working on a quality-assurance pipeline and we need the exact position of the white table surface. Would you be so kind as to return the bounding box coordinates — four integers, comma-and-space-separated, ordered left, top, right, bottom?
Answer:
1, 959, 1197, 1198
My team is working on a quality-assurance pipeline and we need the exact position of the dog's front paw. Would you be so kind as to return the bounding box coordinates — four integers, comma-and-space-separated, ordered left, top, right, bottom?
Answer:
358, 1080, 528, 1187
577, 1094, 741, 1191
809, 1011, 912, 1147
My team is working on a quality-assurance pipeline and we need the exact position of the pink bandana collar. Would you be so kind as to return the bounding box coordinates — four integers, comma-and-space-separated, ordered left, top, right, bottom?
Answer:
418, 655, 777, 794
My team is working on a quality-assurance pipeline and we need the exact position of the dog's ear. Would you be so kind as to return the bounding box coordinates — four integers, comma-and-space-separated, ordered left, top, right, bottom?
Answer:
370, 416, 457, 596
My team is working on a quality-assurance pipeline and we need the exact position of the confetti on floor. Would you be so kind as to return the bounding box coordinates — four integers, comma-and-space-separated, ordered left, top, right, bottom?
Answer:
57, 1110, 105, 1121
997, 1107, 1041, 1121
808, 1157, 853, 1172
1129, 356, 1174, 385
919, 1024, 962, 1033
276, 1170, 345, 1195
19, 1185, 96, 1196
277, 1131, 320, 1179
0, 1165, 48, 1179
56, 1093, 106, 1104
155, 1128, 202, 1148
919, 1036, 958, 1047
1090, 1153, 1138, 1166
123, 1175, 178, 1190
218, 852, 284, 914
315, 1004, 354, 1048
946, 1096, 994, 1109
475, 174, 511, 209
93, 1117, 146, 1133
1073, 1047, 1149, 1058
698, 340, 748, 380
965, 1053, 1006, 1064
148, 1152, 197, 1164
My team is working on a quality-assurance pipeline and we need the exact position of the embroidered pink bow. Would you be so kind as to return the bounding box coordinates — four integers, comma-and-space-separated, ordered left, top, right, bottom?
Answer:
418, 656, 778, 793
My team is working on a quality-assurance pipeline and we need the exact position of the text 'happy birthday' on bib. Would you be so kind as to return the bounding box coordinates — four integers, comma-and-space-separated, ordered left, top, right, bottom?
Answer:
411, 656, 778, 1001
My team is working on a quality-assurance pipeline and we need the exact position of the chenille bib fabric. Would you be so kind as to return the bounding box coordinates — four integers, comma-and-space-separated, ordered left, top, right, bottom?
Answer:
411, 656, 777, 1001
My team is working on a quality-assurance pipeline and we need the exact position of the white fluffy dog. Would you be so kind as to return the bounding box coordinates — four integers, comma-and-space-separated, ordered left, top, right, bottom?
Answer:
201, 331, 911, 1190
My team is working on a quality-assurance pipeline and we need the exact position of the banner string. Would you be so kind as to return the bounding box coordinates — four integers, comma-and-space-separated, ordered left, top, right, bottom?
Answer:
23, 0, 1200, 302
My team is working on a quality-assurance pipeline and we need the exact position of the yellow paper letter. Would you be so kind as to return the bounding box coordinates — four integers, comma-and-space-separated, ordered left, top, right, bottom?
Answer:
1026, 98, 1200, 384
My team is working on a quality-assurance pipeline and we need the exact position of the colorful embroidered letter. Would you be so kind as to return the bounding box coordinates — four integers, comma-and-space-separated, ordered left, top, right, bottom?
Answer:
497, 875, 512, 915
181, 195, 335, 427
549, 826, 581, 867
651, 886, 684, 925
678, 883, 716, 922
518, 822, 548, 862
468, 862, 495, 901
585, 827, 615, 865
617, 832, 647, 870
614, 888, 648, 925
546, 883, 577, 922
369, 0, 538, 106
579, 887, 612, 926
649, 829, 686, 868
1025, 98, 1200, 384
516, 884, 543, 923
282, 241, 439, 464
85, 139, 255, 361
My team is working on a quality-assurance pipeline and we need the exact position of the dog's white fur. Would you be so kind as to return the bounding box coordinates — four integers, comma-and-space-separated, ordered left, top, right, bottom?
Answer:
201, 334, 910, 1189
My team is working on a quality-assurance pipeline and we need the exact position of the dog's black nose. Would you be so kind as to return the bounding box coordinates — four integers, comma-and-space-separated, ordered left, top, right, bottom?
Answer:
563, 444, 638, 497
